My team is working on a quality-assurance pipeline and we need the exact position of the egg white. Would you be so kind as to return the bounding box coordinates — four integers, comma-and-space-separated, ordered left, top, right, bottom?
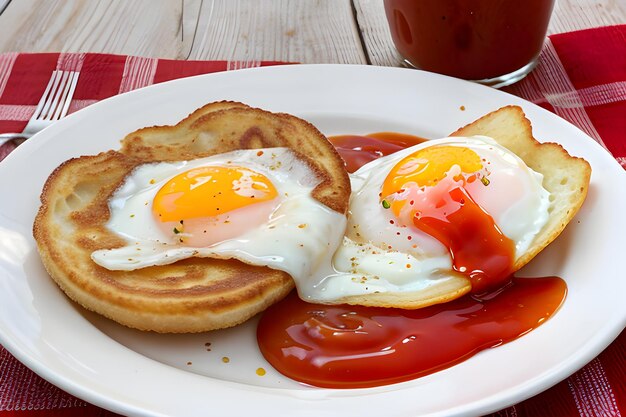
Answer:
91, 148, 347, 284
297, 136, 551, 302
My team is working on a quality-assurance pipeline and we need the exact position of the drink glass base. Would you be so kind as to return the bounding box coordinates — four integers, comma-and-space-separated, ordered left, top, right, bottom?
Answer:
402, 58, 539, 89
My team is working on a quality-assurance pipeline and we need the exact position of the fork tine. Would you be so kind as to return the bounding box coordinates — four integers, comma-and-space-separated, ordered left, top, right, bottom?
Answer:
51, 71, 76, 120
51, 71, 73, 120
37, 70, 63, 120
32, 70, 61, 119
56, 71, 79, 120
38, 71, 66, 120
43, 71, 71, 121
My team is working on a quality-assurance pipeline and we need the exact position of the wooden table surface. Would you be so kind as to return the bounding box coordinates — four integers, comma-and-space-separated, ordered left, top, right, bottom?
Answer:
0, 0, 624, 66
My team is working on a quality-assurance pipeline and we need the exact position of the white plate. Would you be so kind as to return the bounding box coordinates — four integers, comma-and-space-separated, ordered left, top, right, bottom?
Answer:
0, 64, 625, 417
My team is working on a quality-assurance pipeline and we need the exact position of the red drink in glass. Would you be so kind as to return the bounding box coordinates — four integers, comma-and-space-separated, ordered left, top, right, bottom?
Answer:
384, 0, 555, 87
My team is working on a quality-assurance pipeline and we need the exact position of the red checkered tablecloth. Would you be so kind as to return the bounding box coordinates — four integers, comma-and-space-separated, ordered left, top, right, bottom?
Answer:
1, 25, 625, 417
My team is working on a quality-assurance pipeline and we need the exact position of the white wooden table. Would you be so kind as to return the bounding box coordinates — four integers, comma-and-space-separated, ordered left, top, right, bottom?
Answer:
0, 0, 624, 65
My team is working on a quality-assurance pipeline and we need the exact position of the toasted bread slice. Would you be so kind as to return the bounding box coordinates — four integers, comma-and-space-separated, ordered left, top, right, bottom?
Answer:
336, 105, 590, 309
452, 105, 591, 272
33, 102, 350, 333
121, 101, 348, 213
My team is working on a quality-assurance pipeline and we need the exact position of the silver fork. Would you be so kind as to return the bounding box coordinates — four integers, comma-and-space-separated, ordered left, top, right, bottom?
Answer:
0, 70, 80, 147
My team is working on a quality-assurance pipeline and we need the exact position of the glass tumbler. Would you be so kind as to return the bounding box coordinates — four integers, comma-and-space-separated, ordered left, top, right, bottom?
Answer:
383, 0, 555, 88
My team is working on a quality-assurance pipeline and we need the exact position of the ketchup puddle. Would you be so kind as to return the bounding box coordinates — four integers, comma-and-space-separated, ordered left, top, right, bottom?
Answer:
257, 277, 566, 389
257, 132, 567, 389
329, 132, 427, 173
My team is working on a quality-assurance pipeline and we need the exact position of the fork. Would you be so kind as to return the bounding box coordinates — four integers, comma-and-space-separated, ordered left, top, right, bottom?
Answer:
0, 70, 80, 147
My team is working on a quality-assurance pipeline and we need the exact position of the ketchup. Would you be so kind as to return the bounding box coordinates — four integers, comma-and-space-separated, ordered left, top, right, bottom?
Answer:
258, 277, 566, 388
257, 132, 566, 388
330, 132, 426, 173
412, 185, 516, 293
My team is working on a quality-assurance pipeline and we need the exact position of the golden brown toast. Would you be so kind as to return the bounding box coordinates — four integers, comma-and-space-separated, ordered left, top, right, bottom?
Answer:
451, 105, 591, 272
336, 105, 591, 309
121, 101, 349, 213
33, 102, 350, 333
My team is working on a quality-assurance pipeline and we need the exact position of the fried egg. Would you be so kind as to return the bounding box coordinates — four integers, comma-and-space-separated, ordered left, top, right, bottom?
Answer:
91, 148, 347, 282
297, 136, 550, 303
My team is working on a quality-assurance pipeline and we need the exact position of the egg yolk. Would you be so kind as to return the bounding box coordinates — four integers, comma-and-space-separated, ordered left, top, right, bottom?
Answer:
381, 146, 516, 293
382, 146, 483, 193
153, 165, 278, 222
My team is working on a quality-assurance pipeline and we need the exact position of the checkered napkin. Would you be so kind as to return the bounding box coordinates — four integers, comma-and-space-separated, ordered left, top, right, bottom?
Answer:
1, 25, 625, 417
